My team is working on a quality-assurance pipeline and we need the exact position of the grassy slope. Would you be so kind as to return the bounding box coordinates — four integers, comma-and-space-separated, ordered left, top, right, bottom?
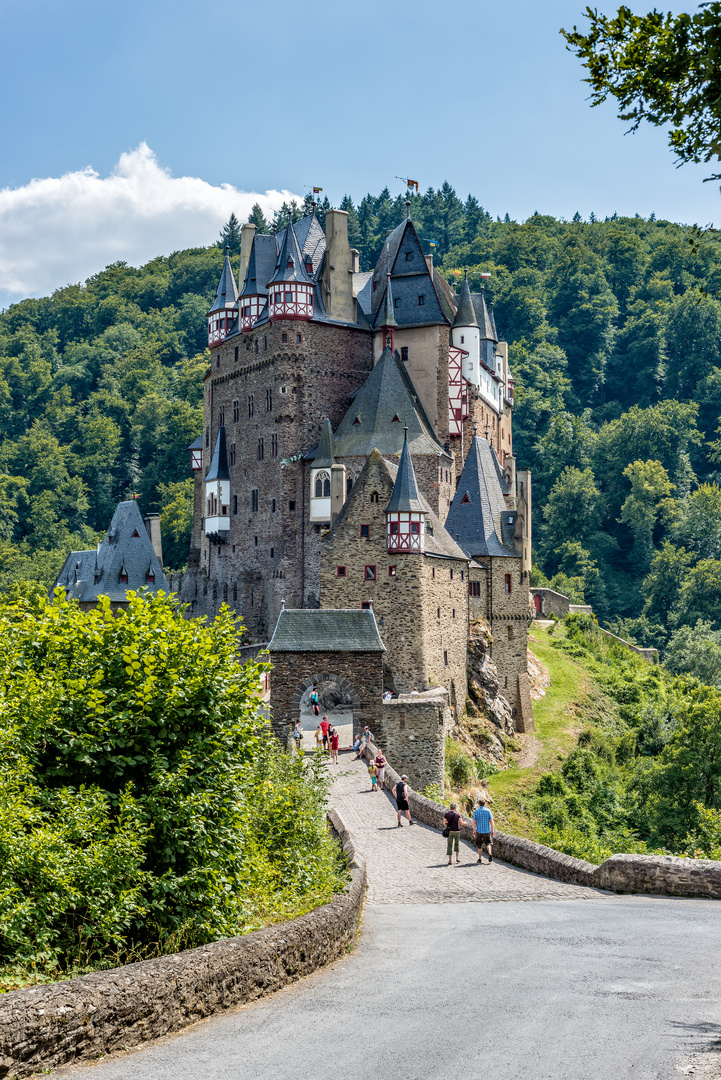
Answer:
487, 623, 598, 837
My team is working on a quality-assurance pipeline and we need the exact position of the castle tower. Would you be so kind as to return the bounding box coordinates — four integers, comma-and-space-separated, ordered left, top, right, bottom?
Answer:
386, 428, 426, 553
451, 272, 480, 385
208, 248, 239, 348
267, 218, 313, 321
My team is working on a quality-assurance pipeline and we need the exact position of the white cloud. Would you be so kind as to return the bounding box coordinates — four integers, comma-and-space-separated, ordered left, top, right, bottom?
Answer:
0, 143, 299, 309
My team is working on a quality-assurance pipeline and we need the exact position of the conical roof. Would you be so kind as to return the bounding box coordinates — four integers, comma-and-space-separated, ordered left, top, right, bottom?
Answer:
453, 274, 478, 328
377, 273, 397, 329
445, 436, 519, 559
332, 345, 447, 460
268, 219, 312, 285
385, 428, 424, 513
205, 426, 230, 482
473, 289, 497, 341
240, 234, 278, 298
209, 249, 239, 313
313, 416, 335, 469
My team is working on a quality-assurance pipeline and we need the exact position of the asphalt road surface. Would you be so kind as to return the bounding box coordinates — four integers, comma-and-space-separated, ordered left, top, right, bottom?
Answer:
54, 757, 721, 1080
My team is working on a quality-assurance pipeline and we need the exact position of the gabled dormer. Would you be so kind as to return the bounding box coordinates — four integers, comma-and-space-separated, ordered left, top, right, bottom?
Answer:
208, 247, 239, 347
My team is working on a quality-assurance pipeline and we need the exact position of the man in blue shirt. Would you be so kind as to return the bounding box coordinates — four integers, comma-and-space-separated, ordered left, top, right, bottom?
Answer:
472, 798, 494, 864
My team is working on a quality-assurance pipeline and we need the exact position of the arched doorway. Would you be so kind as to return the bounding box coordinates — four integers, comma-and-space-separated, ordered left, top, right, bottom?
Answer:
292, 674, 361, 751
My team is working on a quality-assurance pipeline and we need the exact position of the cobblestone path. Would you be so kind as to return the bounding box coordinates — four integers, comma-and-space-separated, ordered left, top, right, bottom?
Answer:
329, 753, 604, 904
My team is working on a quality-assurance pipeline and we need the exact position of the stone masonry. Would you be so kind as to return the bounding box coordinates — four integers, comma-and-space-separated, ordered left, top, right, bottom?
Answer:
268, 649, 383, 740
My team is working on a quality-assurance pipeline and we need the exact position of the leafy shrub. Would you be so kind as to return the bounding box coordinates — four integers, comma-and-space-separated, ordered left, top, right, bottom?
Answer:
445, 739, 475, 788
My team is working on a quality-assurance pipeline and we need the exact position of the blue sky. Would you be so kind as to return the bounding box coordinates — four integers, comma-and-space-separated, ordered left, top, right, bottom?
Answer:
0, 0, 717, 307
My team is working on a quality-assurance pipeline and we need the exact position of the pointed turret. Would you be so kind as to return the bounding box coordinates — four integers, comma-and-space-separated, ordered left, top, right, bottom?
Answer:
377, 272, 398, 350
239, 233, 278, 331
208, 247, 239, 348
386, 428, 426, 553
313, 415, 335, 469
204, 427, 231, 542
453, 273, 478, 329
475, 289, 498, 370
445, 435, 519, 560
267, 219, 314, 321
452, 271, 481, 382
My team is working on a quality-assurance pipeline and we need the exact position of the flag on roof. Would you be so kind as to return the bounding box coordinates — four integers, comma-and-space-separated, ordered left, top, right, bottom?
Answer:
313, 186, 323, 194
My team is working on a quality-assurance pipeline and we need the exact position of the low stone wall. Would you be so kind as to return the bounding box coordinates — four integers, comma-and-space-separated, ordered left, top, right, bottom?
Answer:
596, 626, 659, 664
364, 743, 721, 899
0, 821, 366, 1079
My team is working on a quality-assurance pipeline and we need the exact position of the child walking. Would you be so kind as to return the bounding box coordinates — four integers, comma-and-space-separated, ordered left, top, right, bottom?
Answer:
368, 761, 378, 791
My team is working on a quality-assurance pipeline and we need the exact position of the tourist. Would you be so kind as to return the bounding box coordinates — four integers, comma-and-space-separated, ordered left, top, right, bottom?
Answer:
374, 750, 386, 791
383, 688, 393, 700
368, 759, 378, 791
351, 732, 362, 754
292, 719, 303, 751
310, 685, 320, 717
410, 687, 421, 697
314, 725, 323, 749
472, 797, 494, 863
320, 715, 330, 753
330, 725, 340, 764
444, 802, 467, 865
393, 774, 413, 827
356, 725, 373, 759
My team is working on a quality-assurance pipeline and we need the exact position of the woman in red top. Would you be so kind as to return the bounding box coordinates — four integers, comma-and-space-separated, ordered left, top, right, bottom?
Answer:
319, 715, 330, 753
329, 726, 340, 764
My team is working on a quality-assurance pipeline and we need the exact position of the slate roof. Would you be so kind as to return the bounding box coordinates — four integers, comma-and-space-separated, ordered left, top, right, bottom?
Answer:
377, 273, 397, 329
268, 608, 386, 652
188, 433, 203, 451
445, 436, 520, 559
353, 271, 373, 315
268, 219, 312, 285
240, 234, 277, 297
209, 250, 239, 313
313, 416, 335, 469
385, 429, 424, 513
369, 217, 449, 328
453, 275, 478, 328
205, 426, 230, 482
472, 290, 497, 341
53, 501, 168, 604
332, 345, 449, 460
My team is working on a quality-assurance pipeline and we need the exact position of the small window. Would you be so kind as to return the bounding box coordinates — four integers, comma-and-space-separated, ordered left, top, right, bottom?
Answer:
266, 388, 272, 412
255, 339, 259, 354
388, 565, 397, 577
444, 650, 448, 666
353, 416, 361, 425
401, 347, 408, 362
469, 581, 481, 597
120, 572, 128, 584
271, 433, 278, 458
361, 601, 371, 610
264, 335, 268, 350
337, 565, 346, 577
452, 609, 456, 619
296, 333, 302, 343
289, 500, 296, 512
391, 414, 400, 423
147, 571, 155, 584
461, 570, 464, 581
410, 521, 420, 534
370, 491, 379, 503
450, 569, 454, 580
248, 395, 254, 418
460, 335, 464, 344
233, 399, 240, 422
365, 565, 376, 581
233, 494, 238, 515
346, 477, 353, 495
272, 499, 276, 513
270, 547, 274, 558
257, 437, 264, 461
360, 524, 370, 538
131, 529, 140, 538
505, 573, 512, 594
437, 607, 440, 619
282, 332, 288, 343
254, 535, 258, 546
418, 295, 425, 306
285, 291, 292, 302
233, 583, 238, 602
251, 489, 259, 512
507, 626, 514, 640
218, 407, 225, 427
216, 354, 220, 368
461, 493, 471, 504
205, 425, 209, 447
390, 521, 399, 534
229, 443, 236, 466
405, 251, 412, 261
394, 297, 400, 308
234, 346, 239, 362
432, 567, 435, 579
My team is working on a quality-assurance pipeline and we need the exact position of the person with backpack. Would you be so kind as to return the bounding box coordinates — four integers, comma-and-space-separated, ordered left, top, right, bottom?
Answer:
443, 802, 468, 865
393, 774, 413, 827
472, 797, 494, 863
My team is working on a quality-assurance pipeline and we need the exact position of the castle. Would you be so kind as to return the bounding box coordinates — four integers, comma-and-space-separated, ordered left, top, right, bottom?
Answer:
178, 204, 532, 723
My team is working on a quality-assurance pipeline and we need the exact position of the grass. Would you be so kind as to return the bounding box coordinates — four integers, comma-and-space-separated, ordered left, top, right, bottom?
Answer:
486, 622, 599, 837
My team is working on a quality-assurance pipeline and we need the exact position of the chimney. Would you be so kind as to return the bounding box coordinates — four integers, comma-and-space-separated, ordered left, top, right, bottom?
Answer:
239, 222, 257, 290
144, 513, 163, 568
330, 463, 347, 524
425, 254, 434, 277
351, 248, 360, 273
322, 210, 355, 322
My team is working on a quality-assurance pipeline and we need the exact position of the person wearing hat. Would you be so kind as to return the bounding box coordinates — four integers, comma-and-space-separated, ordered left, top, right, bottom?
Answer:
392, 775, 413, 827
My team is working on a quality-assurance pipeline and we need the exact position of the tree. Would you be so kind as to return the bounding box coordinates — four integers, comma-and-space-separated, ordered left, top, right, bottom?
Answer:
665, 619, 721, 687
159, 478, 194, 570
247, 203, 268, 234
619, 459, 674, 571
541, 466, 605, 568
641, 541, 694, 629
216, 213, 242, 254
562, 4, 721, 179
673, 558, 721, 629
662, 289, 721, 399
672, 483, 721, 559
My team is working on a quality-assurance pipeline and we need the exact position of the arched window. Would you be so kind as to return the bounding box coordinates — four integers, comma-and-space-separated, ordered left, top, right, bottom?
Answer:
314, 471, 330, 497
370, 491, 379, 503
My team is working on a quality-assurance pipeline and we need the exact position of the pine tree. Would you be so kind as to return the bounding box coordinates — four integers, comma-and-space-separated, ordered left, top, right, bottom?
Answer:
216, 212, 242, 253
340, 195, 362, 252
573, 211, 583, 222
247, 203, 269, 234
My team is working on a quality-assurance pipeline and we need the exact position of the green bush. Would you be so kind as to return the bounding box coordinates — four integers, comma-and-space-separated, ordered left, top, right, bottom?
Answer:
445, 739, 475, 788
0, 590, 346, 987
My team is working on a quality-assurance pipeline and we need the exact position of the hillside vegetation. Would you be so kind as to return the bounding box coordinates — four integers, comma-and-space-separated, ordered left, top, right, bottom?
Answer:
3, 188, 721, 668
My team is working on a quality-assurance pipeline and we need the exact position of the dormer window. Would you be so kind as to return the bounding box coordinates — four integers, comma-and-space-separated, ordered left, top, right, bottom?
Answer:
305, 259, 313, 274
120, 571, 128, 584
353, 416, 361, 425
131, 529, 140, 538
147, 570, 155, 583
461, 493, 471, 504
392, 415, 400, 423
287, 256, 294, 268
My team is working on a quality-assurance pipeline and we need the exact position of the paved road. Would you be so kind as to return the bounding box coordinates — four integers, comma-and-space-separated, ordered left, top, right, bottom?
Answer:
55, 754, 721, 1080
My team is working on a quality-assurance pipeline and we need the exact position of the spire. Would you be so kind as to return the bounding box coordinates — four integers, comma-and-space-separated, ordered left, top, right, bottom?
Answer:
209, 247, 239, 313
313, 414, 335, 469
205, 426, 231, 482
379, 273, 397, 329
453, 271, 478, 329
406, 199, 411, 220
476, 288, 497, 342
445, 434, 518, 559
268, 218, 312, 285
386, 427, 425, 513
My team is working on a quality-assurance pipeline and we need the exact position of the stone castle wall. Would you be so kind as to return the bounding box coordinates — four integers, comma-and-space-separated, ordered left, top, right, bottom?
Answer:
268, 649, 383, 740
374, 690, 450, 792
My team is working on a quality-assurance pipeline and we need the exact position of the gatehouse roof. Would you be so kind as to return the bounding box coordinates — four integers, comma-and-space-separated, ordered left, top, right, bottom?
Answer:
269, 608, 386, 652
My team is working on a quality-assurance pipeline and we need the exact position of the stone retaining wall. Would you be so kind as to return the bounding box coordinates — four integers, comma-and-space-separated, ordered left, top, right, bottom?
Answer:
0, 821, 366, 1079
363, 743, 721, 899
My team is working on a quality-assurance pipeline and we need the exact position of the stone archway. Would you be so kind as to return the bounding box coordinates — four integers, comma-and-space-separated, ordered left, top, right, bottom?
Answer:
292, 674, 362, 750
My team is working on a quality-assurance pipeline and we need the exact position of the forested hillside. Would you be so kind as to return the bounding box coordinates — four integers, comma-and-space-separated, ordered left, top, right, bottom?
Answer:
3, 184, 721, 666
